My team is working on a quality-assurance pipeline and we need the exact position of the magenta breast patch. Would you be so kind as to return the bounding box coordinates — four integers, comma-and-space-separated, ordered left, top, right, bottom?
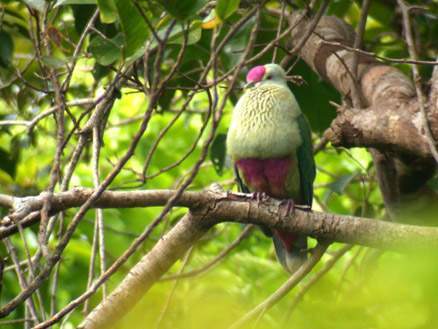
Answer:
246, 65, 265, 83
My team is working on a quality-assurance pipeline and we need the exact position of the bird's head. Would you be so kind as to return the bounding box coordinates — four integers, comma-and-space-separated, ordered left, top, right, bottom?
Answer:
245, 63, 287, 88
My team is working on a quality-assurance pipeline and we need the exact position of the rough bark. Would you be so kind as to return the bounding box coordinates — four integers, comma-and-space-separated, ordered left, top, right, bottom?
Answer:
0, 187, 430, 328
285, 13, 437, 215
78, 212, 208, 329
2, 189, 438, 250
4, 185, 438, 327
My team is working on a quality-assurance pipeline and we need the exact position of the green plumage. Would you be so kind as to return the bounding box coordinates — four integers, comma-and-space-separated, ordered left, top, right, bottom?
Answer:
227, 82, 302, 160
226, 63, 315, 273
296, 114, 316, 206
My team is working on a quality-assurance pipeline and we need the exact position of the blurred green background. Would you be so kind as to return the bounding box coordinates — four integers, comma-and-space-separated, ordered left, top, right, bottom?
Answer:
0, 0, 437, 328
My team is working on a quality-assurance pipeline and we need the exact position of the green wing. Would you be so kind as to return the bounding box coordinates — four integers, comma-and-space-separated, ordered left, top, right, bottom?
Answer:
296, 114, 316, 207
234, 165, 249, 193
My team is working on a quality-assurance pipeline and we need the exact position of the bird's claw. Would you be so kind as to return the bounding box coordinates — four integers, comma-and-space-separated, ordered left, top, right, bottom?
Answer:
224, 191, 271, 205
225, 191, 242, 201
251, 192, 270, 205
279, 199, 295, 218
295, 204, 312, 211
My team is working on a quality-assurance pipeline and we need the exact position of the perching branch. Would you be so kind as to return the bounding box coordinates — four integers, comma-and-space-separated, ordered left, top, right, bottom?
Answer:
0, 184, 425, 328
3, 183, 438, 327
3, 2, 438, 328
2, 189, 438, 251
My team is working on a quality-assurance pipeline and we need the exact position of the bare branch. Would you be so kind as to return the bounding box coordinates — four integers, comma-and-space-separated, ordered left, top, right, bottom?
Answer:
2, 189, 438, 251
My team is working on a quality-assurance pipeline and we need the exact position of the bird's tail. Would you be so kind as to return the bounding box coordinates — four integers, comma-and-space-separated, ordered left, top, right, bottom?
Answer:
272, 230, 307, 273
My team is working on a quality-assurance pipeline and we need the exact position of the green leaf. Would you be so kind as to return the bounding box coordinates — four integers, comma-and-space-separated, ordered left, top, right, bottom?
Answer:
427, 175, 438, 192
114, 0, 149, 62
41, 56, 67, 68
97, 0, 117, 23
368, 1, 394, 25
159, 0, 207, 20
216, 0, 240, 20
327, 173, 358, 195
327, 0, 351, 17
202, 9, 222, 29
210, 133, 227, 176
290, 60, 340, 132
92, 63, 112, 81
169, 21, 202, 45
153, 21, 203, 47
0, 148, 17, 178
219, 17, 254, 71
88, 33, 123, 65
72, 4, 98, 33
23, 0, 46, 11
0, 31, 13, 68
157, 89, 175, 112
55, 0, 96, 6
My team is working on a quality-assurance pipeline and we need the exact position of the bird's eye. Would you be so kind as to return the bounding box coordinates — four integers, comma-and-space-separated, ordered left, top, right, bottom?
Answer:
266, 75, 272, 80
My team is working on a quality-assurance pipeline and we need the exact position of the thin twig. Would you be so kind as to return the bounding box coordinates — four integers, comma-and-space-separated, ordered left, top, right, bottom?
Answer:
160, 225, 254, 281
398, 0, 438, 163
350, 0, 371, 108
272, 1, 286, 63
0, 98, 95, 130
154, 247, 194, 328
3, 238, 39, 326
320, 40, 438, 66
282, 244, 352, 324
228, 242, 329, 329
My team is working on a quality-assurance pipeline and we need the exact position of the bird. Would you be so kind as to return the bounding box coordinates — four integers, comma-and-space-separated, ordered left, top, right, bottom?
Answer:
226, 63, 316, 273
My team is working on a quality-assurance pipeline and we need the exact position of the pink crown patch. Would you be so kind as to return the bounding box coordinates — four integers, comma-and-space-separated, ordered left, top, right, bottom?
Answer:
246, 65, 265, 83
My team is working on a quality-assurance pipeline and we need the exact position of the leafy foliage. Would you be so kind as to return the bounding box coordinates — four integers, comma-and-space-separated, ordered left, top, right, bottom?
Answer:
0, 0, 436, 328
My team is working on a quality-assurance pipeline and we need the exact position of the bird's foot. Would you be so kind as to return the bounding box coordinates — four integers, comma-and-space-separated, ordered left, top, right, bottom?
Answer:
224, 191, 271, 205
225, 191, 242, 201
278, 199, 295, 218
250, 192, 270, 205
295, 204, 312, 211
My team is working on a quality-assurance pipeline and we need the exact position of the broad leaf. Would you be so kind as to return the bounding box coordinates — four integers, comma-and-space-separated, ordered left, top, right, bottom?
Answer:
154, 21, 203, 47
210, 133, 227, 176
115, 0, 149, 62
327, 173, 358, 195
97, 0, 117, 23
55, 0, 96, 6
41, 56, 67, 68
0, 31, 13, 68
0, 148, 17, 178
290, 60, 340, 132
23, 0, 45, 11
216, 0, 240, 20
88, 33, 123, 65
159, 0, 207, 20
202, 9, 222, 29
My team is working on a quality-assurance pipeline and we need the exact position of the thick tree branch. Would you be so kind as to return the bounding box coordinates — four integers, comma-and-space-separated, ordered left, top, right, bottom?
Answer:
2, 189, 438, 250
0, 184, 425, 329
284, 12, 437, 214
77, 212, 208, 329
286, 13, 438, 158
3, 183, 438, 328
